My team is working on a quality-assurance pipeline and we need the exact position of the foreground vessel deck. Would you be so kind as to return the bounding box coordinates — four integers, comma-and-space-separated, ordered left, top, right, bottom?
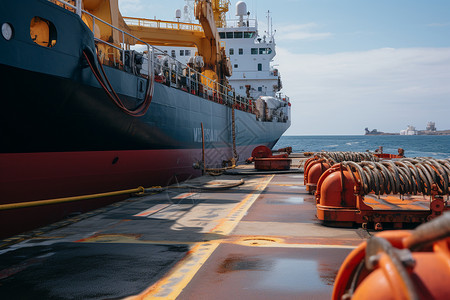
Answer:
0, 156, 369, 299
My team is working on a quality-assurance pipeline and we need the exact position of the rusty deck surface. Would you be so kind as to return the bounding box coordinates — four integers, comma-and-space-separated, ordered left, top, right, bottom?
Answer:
0, 157, 370, 299
363, 194, 431, 210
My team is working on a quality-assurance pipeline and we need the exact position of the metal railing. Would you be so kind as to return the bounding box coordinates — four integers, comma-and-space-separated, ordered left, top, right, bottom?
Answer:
48, 0, 262, 115
151, 53, 252, 111
50, 0, 154, 78
223, 18, 258, 29
123, 17, 203, 32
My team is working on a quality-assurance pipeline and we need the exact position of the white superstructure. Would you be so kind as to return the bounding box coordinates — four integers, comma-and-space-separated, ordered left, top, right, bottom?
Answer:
218, 2, 283, 99
163, 1, 287, 99
400, 125, 418, 135
155, 1, 290, 124
426, 121, 437, 131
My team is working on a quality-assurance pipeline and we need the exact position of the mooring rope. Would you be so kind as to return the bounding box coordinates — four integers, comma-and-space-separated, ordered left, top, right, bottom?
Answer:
341, 158, 450, 196
312, 151, 379, 166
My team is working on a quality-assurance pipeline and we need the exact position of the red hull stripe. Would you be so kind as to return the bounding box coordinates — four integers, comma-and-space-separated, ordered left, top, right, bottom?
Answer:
1, 149, 201, 204
0, 144, 259, 238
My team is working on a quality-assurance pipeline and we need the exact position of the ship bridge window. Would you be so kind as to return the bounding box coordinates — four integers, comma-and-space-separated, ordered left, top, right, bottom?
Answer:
30, 16, 57, 47
244, 32, 254, 38
251, 48, 257, 55
234, 32, 243, 38
259, 48, 273, 55
257, 63, 262, 71
229, 48, 234, 55
180, 50, 184, 56
171, 50, 176, 58
185, 49, 191, 56
226, 32, 233, 39
239, 48, 243, 55
219, 32, 225, 39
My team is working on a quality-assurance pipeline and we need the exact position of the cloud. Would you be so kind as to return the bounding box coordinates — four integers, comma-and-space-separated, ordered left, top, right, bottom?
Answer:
274, 47, 450, 134
276, 23, 332, 41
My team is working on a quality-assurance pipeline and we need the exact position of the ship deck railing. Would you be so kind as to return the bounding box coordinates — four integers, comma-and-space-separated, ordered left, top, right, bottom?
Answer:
49, 0, 273, 117
123, 17, 203, 32
221, 18, 258, 29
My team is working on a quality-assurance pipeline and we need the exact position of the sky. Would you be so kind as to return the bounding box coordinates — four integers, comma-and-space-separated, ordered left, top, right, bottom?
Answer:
119, 0, 450, 135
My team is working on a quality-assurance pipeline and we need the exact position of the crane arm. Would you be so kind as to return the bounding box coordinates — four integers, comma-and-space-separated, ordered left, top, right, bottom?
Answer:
194, 0, 219, 73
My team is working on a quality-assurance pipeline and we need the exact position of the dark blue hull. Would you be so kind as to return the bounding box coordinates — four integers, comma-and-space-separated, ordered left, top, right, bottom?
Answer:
0, 0, 290, 237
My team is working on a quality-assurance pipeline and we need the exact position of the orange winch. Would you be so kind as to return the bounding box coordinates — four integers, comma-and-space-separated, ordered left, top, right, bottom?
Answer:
248, 145, 291, 170
333, 212, 450, 300
316, 158, 450, 230
304, 152, 379, 194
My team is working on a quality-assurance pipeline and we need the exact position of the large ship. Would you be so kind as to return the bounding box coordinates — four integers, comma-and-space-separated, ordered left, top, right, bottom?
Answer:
0, 0, 290, 237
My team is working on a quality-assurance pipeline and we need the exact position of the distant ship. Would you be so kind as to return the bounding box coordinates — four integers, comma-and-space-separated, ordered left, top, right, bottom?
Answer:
400, 125, 418, 135
365, 122, 450, 136
364, 128, 398, 135
0, 0, 291, 237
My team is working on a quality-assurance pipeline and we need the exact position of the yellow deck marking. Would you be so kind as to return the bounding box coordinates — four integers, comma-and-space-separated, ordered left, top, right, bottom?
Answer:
128, 175, 274, 300
172, 192, 197, 199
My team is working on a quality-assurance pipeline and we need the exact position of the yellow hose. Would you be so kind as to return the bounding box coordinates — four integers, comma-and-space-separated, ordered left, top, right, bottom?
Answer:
0, 186, 145, 211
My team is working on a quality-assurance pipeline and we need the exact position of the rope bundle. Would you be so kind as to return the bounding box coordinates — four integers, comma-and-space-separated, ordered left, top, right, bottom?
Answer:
342, 158, 450, 196
314, 151, 379, 165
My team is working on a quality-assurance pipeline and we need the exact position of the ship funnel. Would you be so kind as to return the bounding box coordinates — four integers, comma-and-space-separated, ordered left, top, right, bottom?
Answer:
236, 1, 247, 27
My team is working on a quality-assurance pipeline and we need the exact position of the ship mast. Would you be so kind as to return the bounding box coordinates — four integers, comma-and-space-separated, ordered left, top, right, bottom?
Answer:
211, 0, 230, 28
266, 10, 274, 42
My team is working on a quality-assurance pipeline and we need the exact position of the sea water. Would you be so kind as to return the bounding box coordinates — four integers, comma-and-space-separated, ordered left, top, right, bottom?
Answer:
274, 135, 450, 159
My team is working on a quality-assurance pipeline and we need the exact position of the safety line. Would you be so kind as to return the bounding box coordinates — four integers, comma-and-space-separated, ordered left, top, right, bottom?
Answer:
129, 175, 274, 300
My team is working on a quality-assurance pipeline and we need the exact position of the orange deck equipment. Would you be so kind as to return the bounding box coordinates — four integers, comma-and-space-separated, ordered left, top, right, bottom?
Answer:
304, 152, 378, 194
316, 158, 450, 230
333, 212, 450, 300
249, 145, 291, 171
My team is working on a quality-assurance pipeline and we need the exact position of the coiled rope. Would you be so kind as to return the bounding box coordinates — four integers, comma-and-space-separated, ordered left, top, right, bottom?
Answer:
341, 158, 450, 196
313, 151, 379, 166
